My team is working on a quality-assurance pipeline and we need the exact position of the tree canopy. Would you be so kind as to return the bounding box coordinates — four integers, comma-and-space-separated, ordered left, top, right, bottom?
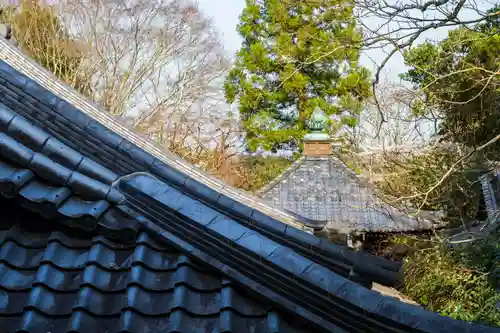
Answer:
401, 6, 500, 155
371, 9, 500, 223
225, 0, 371, 151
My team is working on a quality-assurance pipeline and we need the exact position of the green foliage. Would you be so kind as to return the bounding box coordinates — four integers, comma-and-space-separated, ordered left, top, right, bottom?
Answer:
401, 11, 500, 155
402, 238, 500, 327
451, 235, 500, 274
345, 161, 360, 174
371, 148, 487, 225
238, 155, 293, 192
379, 6, 500, 228
225, 0, 371, 151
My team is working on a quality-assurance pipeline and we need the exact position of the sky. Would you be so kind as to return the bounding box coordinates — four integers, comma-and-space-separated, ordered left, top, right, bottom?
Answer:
196, 0, 489, 84
197, 0, 246, 55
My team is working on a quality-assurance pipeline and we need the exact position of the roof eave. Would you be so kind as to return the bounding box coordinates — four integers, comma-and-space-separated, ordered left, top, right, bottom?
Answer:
0, 38, 311, 233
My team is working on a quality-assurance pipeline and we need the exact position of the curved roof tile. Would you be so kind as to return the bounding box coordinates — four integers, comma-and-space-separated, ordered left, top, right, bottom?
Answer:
0, 38, 496, 333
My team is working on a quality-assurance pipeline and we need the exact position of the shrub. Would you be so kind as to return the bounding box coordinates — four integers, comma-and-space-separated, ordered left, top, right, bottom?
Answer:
402, 237, 500, 327
236, 155, 293, 192
171, 145, 294, 193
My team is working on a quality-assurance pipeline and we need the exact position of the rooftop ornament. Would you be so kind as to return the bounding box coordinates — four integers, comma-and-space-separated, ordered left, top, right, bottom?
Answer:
304, 107, 331, 141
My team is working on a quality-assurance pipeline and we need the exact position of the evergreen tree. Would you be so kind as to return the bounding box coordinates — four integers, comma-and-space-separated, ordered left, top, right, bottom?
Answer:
402, 6, 500, 155
225, 0, 371, 151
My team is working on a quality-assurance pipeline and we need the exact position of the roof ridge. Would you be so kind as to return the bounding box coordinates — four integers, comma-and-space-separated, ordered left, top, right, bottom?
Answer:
111, 172, 495, 333
0, 204, 315, 333
255, 156, 305, 197
0, 53, 402, 284
0, 38, 310, 232
0, 104, 141, 242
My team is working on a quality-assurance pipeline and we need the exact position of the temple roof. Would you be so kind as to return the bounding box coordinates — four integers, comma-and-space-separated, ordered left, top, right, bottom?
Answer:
0, 37, 494, 333
0, 199, 313, 333
258, 155, 444, 233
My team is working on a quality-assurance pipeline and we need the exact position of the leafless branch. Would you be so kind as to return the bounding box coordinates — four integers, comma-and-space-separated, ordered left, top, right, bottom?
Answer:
354, 0, 499, 134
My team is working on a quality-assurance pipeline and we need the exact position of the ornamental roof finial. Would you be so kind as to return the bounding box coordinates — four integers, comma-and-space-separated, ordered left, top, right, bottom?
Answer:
307, 107, 327, 132
304, 107, 330, 141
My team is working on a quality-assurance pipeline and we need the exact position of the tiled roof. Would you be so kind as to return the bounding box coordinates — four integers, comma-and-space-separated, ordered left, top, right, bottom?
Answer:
0, 94, 403, 290
0, 39, 312, 233
0, 38, 496, 332
258, 156, 443, 233
479, 171, 500, 223
0, 202, 308, 333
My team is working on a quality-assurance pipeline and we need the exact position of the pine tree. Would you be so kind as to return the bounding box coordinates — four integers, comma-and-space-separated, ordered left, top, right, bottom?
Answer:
225, 0, 371, 151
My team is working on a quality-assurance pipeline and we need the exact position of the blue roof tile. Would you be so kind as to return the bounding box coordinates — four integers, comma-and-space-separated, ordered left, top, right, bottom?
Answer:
117, 139, 156, 168
0, 202, 311, 333
206, 216, 250, 241
0, 44, 497, 333
236, 231, 282, 258
84, 119, 125, 149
